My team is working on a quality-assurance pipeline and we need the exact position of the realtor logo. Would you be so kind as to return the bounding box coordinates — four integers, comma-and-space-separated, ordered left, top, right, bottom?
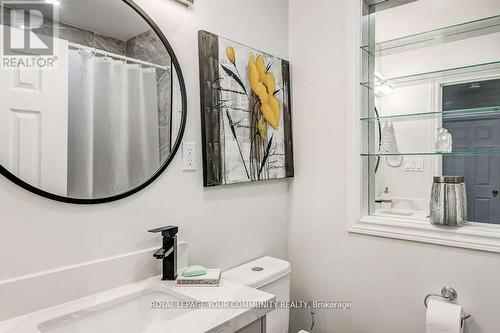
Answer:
1, 0, 58, 68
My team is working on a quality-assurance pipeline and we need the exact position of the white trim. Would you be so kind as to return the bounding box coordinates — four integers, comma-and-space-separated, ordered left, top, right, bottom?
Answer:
350, 216, 500, 253
346, 0, 364, 227
430, 81, 442, 175
347, 0, 500, 254
432, 70, 500, 175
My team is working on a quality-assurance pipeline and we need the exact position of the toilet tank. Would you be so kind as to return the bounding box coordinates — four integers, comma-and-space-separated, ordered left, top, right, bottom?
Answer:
222, 257, 291, 333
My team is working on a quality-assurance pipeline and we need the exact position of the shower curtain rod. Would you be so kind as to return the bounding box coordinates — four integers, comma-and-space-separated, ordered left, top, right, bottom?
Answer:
68, 42, 171, 71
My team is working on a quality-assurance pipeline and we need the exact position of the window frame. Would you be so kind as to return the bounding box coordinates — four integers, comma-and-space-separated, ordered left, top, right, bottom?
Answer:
346, 0, 500, 253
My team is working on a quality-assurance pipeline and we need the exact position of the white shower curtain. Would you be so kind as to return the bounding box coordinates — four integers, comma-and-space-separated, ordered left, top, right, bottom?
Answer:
68, 49, 160, 198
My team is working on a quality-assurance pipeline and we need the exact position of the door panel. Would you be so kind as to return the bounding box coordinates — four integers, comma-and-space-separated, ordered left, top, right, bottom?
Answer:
443, 79, 500, 224
444, 119, 500, 223
0, 27, 68, 196
475, 198, 490, 222
10, 109, 42, 185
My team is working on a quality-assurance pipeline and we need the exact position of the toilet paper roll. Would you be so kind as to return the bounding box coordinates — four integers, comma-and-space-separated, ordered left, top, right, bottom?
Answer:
426, 299, 464, 333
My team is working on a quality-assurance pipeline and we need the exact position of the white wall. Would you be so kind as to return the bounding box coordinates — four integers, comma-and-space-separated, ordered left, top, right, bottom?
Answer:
288, 0, 500, 332
0, 0, 290, 320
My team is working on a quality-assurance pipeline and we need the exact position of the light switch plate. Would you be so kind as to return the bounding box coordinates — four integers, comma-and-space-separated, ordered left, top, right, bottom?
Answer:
404, 157, 424, 172
182, 142, 196, 171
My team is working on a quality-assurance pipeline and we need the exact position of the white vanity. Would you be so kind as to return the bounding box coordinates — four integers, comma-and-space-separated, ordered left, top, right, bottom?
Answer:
0, 277, 274, 333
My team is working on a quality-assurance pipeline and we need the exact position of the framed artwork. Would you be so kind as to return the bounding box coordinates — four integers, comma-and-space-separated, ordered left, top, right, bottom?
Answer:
198, 31, 294, 187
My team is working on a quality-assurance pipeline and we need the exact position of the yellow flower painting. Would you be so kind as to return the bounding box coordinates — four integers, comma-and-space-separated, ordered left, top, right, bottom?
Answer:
199, 31, 294, 187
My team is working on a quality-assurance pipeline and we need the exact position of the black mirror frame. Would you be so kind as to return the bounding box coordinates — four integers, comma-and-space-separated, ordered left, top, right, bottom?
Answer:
0, 0, 187, 205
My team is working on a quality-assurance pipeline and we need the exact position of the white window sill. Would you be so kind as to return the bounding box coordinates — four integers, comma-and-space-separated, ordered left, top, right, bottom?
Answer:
349, 215, 500, 253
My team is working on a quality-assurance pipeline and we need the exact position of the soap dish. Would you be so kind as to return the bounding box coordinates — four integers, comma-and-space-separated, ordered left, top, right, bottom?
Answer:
176, 269, 221, 286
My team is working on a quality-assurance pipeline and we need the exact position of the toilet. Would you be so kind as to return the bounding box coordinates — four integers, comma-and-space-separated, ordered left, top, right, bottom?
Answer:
223, 256, 292, 333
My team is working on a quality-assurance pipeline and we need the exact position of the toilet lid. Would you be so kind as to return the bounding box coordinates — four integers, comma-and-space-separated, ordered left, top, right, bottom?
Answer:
222, 256, 291, 289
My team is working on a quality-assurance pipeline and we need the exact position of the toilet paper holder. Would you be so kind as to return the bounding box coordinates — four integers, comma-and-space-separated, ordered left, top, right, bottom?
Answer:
424, 287, 471, 328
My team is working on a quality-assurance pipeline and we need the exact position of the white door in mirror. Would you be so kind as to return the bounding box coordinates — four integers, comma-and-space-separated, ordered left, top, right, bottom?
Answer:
182, 142, 196, 171
0, 29, 69, 195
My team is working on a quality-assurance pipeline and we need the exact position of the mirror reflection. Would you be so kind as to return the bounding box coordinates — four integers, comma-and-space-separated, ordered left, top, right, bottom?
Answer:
368, 0, 500, 224
0, 0, 184, 200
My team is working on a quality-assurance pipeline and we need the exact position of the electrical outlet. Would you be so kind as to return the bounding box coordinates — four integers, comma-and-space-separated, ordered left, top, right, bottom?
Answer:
182, 142, 196, 171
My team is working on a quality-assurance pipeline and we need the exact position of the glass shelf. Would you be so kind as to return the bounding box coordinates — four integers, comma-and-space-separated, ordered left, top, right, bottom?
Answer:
361, 151, 500, 157
360, 60, 500, 89
361, 14, 500, 56
360, 106, 500, 122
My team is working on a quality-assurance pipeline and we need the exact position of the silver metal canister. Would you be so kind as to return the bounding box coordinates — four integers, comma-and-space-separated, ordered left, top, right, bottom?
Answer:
430, 176, 467, 227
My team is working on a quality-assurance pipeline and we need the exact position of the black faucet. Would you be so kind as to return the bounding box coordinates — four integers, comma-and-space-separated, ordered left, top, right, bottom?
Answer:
148, 226, 178, 281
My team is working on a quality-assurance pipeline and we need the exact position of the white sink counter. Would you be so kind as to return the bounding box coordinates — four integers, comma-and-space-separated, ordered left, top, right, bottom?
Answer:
0, 276, 275, 333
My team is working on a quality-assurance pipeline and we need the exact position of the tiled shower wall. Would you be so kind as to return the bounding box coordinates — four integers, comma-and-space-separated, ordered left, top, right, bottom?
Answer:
1, 6, 172, 162
0, 6, 126, 55
127, 30, 173, 162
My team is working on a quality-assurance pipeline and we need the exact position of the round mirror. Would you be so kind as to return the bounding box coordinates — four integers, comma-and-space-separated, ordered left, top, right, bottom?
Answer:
0, 0, 186, 203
